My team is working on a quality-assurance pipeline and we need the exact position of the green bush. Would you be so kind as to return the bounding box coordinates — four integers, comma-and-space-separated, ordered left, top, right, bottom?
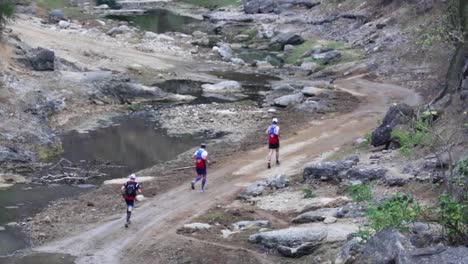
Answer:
302, 187, 316, 199
0, 0, 15, 30
345, 184, 372, 202
391, 129, 431, 156
437, 193, 468, 245
367, 194, 421, 232
352, 228, 373, 244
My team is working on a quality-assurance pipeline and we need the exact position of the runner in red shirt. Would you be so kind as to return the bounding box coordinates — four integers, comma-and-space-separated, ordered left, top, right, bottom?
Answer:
266, 118, 280, 169
121, 174, 142, 228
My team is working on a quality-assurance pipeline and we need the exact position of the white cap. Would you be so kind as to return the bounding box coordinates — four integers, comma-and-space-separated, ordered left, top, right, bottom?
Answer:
272, 118, 278, 123
129, 174, 136, 179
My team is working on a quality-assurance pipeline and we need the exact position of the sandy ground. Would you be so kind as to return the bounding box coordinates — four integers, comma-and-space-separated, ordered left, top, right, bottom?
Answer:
29, 77, 420, 263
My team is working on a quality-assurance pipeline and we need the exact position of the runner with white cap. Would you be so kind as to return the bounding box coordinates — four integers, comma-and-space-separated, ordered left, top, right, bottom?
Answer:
266, 118, 280, 169
191, 143, 209, 192
121, 174, 142, 227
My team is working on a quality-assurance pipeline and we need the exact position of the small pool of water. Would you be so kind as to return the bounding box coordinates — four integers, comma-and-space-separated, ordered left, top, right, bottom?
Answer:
60, 113, 200, 178
107, 9, 201, 34
0, 253, 76, 264
0, 184, 86, 256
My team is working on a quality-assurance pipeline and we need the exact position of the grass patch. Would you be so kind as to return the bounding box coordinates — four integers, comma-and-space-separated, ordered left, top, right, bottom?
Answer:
37, 145, 64, 161
367, 194, 421, 232
437, 193, 468, 245
284, 39, 364, 65
36, 0, 95, 20
345, 184, 372, 202
176, 0, 240, 9
302, 187, 316, 199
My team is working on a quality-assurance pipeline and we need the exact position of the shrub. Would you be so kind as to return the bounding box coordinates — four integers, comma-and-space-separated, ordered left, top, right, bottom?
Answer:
302, 187, 316, 199
352, 228, 373, 244
0, 0, 15, 33
391, 129, 431, 156
367, 194, 421, 232
345, 184, 372, 202
437, 193, 468, 245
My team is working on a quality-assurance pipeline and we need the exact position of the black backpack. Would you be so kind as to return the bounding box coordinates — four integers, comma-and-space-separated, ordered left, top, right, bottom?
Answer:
125, 182, 138, 197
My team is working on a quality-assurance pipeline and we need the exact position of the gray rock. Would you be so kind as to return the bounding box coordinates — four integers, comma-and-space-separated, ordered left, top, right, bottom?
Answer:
249, 226, 327, 248
284, 44, 295, 51
106, 25, 131, 36
410, 246, 468, 264
255, 60, 275, 70
277, 242, 321, 258
230, 57, 245, 65
266, 174, 289, 189
335, 238, 363, 264
239, 181, 267, 198
409, 222, 444, 248
371, 103, 414, 147
178, 222, 211, 233
243, 0, 277, 14
48, 9, 65, 23
27, 48, 55, 71
201, 81, 242, 93
272, 84, 296, 92
273, 93, 304, 107
335, 203, 366, 218
233, 34, 250, 42
300, 62, 320, 72
58, 20, 70, 29
356, 229, 413, 264
270, 33, 304, 50
0, 146, 33, 164
312, 50, 342, 64
324, 216, 337, 224
231, 220, 270, 230
217, 43, 234, 61
144, 31, 159, 39
292, 208, 337, 224
302, 86, 325, 96
303, 156, 359, 181
342, 167, 387, 182
311, 46, 333, 54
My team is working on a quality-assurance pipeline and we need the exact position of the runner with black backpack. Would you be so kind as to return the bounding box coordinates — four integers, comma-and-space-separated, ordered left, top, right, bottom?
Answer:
121, 174, 142, 228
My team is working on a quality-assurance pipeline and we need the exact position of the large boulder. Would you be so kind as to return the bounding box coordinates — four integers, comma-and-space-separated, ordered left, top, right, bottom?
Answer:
106, 25, 131, 36
303, 156, 359, 181
371, 104, 414, 147
270, 33, 304, 50
48, 9, 65, 23
27, 48, 55, 71
410, 246, 468, 264
248, 226, 327, 248
357, 229, 413, 264
292, 208, 338, 224
216, 43, 234, 61
238, 181, 268, 198
301, 86, 326, 97
266, 174, 289, 189
273, 93, 304, 107
0, 146, 32, 164
249, 223, 358, 258
201, 81, 242, 93
242, 0, 277, 14
303, 156, 387, 183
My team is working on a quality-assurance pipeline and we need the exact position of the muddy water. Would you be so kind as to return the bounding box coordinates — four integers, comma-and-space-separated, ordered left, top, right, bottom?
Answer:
0, 253, 76, 264
107, 9, 201, 34
0, 113, 202, 256
60, 113, 199, 179
0, 184, 86, 256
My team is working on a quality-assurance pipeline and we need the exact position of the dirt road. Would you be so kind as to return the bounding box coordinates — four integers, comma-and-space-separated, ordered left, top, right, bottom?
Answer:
33, 77, 420, 263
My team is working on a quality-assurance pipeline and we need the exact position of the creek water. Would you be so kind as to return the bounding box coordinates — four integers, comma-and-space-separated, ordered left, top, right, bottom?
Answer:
0, 113, 201, 257
107, 9, 201, 34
